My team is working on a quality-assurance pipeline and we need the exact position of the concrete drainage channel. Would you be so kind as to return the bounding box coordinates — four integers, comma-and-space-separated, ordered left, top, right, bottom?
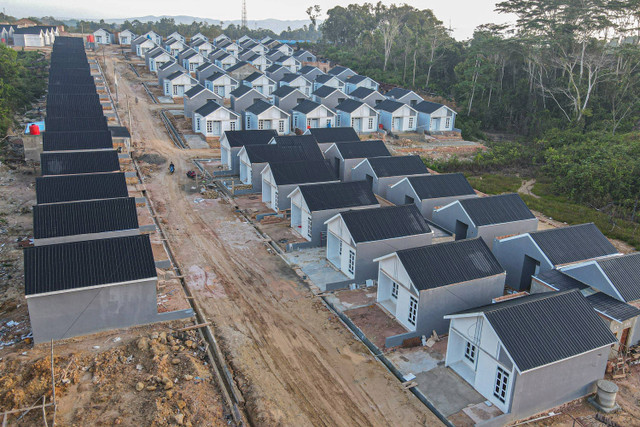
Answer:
197, 164, 452, 426
141, 81, 158, 104
129, 63, 140, 77
160, 110, 188, 149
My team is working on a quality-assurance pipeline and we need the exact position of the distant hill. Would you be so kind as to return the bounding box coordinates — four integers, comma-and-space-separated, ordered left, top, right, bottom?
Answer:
100, 15, 313, 34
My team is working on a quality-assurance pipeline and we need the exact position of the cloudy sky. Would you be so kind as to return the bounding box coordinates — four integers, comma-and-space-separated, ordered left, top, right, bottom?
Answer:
5, 0, 514, 40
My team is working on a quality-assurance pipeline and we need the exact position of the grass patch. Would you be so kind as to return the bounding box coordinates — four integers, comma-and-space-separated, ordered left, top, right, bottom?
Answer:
522, 180, 640, 249
467, 174, 522, 195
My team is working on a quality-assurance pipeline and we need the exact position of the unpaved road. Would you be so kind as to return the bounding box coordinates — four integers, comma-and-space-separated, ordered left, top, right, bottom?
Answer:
107, 51, 438, 425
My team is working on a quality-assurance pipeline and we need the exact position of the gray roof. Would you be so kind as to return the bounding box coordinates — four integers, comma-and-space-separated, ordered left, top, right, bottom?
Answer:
334, 140, 390, 159
40, 150, 120, 176
280, 73, 306, 83
586, 292, 640, 322
35, 172, 128, 204
315, 74, 336, 84
194, 101, 224, 117
459, 193, 535, 226
230, 85, 253, 98
328, 65, 353, 76
397, 238, 503, 291
366, 155, 428, 178
312, 85, 339, 98
272, 85, 299, 98
299, 181, 378, 212
223, 130, 278, 147
346, 74, 370, 84
350, 87, 381, 100
293, 99, 323, 114
268, 160, 337, 185
158, 61, 179, 71
385, 87, 416, 99
266, 64, 285, 73
341, 204, 431, 243
335, 99, 366, 113
533, 269, 589, 292
184, 84, 209, 98
226, 61, 252, 73
271, 135, 317, 145
596, 253, 640, 302
529, 223, 617, 266
244, 71, 267, 82
452, 290, 617, 372
407, 173, 475, 200
414, 100, 447, 114
307, 127, 359, 143
166, 70, 187, 81
376, 99, 408, 113
299, 65, 319, 74
245, 140, 322, 164
245, 99, 279, 115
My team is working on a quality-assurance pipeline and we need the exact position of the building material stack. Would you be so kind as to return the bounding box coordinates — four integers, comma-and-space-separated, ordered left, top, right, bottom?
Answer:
24, 37, 192, 344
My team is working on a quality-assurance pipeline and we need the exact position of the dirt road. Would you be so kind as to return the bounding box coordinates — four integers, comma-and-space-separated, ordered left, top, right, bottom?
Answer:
109, 52, 438, 425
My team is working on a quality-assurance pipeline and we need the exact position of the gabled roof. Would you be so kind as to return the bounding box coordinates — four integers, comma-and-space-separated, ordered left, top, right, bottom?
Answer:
406, 173, 475, 200
328, 65, 353, 76
230, 84, 254, 98
272, 85, 300, 98
586, 292, 640, 322
315, 74, 338, 84
375, 99, 410, 113
280, 73, 308, 84
226, 61, 254, 73
596, 253, 640, 301
24, 235, 157, 296
533, 269, 589, 292
298, 180, 378, 212
246, 99, 284, 116
244, 71, 268, 82
346, 74, 372, 84
312, 85, 340, 98
450, 290, 616, 372
340, 204, 431, 243
271, 135, 318, 145
365, 155, 428, 178
244, 140, 322, 164
35, 172, 128, 204
184, 84, 211, 98
43, 130, 113, 151
166, 70, 188, 81
266, 64, 285, 73
40, 150, 120, 175
459, 193, 535, 226
15, 27, 44, 35
299, 65, 320, 74
385, 87, 418, 99
33, 197, 139, 239
335, 99, 368, 114
334, 140, 390, 159
292, 99, 324, 114
194, 101, 227, 117
205, 71, 234, 83
267, 160, 337, 185
350, 87, 383, 100
307, 127, 359, 143
414, 100, 449, 114
223, 130, 278, 147
529, 223, 618, 266
397, 238, 503, 291
158, 60, 180, 71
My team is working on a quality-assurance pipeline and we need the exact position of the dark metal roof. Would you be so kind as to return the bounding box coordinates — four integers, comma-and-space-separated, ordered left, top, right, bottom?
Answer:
47, 84, 97, 94
230, 84, 253, 98
272, 85, 299, 98
280, 73, 306, 83
166, 70, 187, 81
312, 85, 339, 98
184, 84, 209, 98
109, 126, 131, 138
375, 99, 408, 113
24, 234, 157, 296
597, 253, 640, 302
315, 74, 336, 84
385, 87, 414, 99
245, 99, 278, 115
533, 269, 589, 292
266, 64, 285, 73
340, 204, 431, 243
194, 100, 224, 117
346, 74, 371, 84
267, 160, 337, 185
226, 61, 253, 73
43, 131, 114, 151
299, 65, 319, 74
459, 193, 535, 226
586, 292, 640, 322
328, 66, 352, 76
334, 140, 390, 159
158, 61, 180, 71
40, 150, 120, 175
350, 87, 380, 99
293, 99, 323, 114
414, 100, 447, 114
407, 173, 475, 200
244, 71, 266, 82
397, 238, 503, 291
365, 155, 429, 178
307, 127, 359, 143
299, 181, 378, 212
44, 117, 108, 132
223, 130, 278, 147
36, 172, 129, 204
335, 99, 366, 113
530, 223, 618, 265
244, 140, 322, 164
271, 135, 318, 145
33, 197, 139, 239
453, 290, 617, 372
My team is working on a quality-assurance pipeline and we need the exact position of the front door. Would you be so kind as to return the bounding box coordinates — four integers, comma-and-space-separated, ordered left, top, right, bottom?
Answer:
334, 157, 341, 177
393, 117, 401, 131
353, 118, 362, 132
311, 119, 319, 128
455, 220, 468, 240
620, 327, 631, 351
213, 121, 221, 136
520, 255, 541, 291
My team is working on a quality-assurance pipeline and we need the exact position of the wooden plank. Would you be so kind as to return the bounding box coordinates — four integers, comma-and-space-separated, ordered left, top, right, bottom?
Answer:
176, 322, 211, 332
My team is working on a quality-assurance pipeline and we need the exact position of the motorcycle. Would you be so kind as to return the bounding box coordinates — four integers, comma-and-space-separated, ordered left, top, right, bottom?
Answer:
186, 170, 197, 180
169, 163, 175, 174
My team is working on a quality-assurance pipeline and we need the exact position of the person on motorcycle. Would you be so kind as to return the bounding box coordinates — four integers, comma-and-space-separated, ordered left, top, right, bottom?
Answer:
169, 162, 175, 174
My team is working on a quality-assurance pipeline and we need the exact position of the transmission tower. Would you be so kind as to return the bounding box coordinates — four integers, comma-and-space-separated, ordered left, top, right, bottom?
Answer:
241, 0, 247, 28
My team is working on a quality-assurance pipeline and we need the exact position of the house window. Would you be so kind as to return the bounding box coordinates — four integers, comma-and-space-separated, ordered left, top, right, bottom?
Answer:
306, 118, 311, 128
274, 190, 278, 210
294, 116, 298, 128
336, 115, 341, 127
351, 117, 355, 128
408, 117, 414, 129
206, 120, 213, 134
278, 120, 285, 133
494, 367, 509, 403
464, 342, 477, 363
307, 217, 312, 238
173, 85, 179, 96
230, 121, 236, 131
408, 296, 418, 326
391, 282, 399, 299
445, 117, 451, 129
258, 120, 264, 130
368, 118, 374, 129
165, 82, 170, 93
326, 119, 332, 127
213, 85, 221, 95
247, 117, 251, 129
338, 240, 342, 256
196, 117, 201, 131
347, 250, 355, 274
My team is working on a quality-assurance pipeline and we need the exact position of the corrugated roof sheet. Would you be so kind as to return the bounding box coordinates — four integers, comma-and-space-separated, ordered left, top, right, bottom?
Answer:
312, 85, 338, 98
366, 155, 428, 177
40, 150, 121, 175
24, 234, 157, 296
586, 292, 640, 322
271, 135, 318, 145
414, 100, 446, 114
36, 172, 129, 204
529, 223, 618, 266
533, 269, 589, 292
44, 117, 108, 132
350, 87, 380, 99
245, 99, 278, 115
597, 253, 640, 302
245, 140, 322, 164
375, 99, 407, 113
272, 85, 300, 98
453, 290, 616, 372
293, 99, 323, 114
307, 127, 359, 143
335, 99, 366, 114
268, 160, 337, 185
397, 238, 503, 291
299, 181, 378, 212
459, 193, 535, 226
335, 140, 390, 159
223, 130, 278, 147
407, 173, 475, 200
33, 197, 139, 239
341, 204, 431, 243
42, 131, 113, 151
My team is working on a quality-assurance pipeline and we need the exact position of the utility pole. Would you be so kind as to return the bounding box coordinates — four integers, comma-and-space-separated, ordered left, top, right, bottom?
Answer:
241, 0, 247, 28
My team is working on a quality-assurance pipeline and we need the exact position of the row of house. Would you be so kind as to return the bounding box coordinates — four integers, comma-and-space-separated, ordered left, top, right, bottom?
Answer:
214, 126, 638, 423
12, 25, 59, 47
25, 36, 191, 345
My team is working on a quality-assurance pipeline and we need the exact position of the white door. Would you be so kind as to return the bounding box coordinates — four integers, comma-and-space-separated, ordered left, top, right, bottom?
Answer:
213, 121, 221, 136
353, 118, 362, 132
393, 117, 401, 131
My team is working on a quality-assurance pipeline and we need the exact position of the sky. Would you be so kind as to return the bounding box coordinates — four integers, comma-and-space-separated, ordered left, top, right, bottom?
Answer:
4, 0, 515, 40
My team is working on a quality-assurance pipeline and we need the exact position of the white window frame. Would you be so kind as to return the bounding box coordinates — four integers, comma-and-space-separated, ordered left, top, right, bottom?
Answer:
294, 116, 298, 128
391, 282, 399, 299
368, 117, 374, 130
258, 119, 264, 130
326, 119, 332, 127
173, 85, 179, 96
338, 240, 342, 256
274, 190, 279, 211
445, 117, 451, 128
206, 120, 213, 134
278, 120, 285, 133
408, 296, 418, 326
230, 121, 236, 131
347, 250, 355, 275
464, 341, 477, 364
494, 367, 509, 403
408, 117, 414, 129
351, 117, 355, 128
307, 217, 312, 238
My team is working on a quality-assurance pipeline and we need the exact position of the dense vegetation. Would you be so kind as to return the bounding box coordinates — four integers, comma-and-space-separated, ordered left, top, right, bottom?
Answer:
0, 45, 47, 137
